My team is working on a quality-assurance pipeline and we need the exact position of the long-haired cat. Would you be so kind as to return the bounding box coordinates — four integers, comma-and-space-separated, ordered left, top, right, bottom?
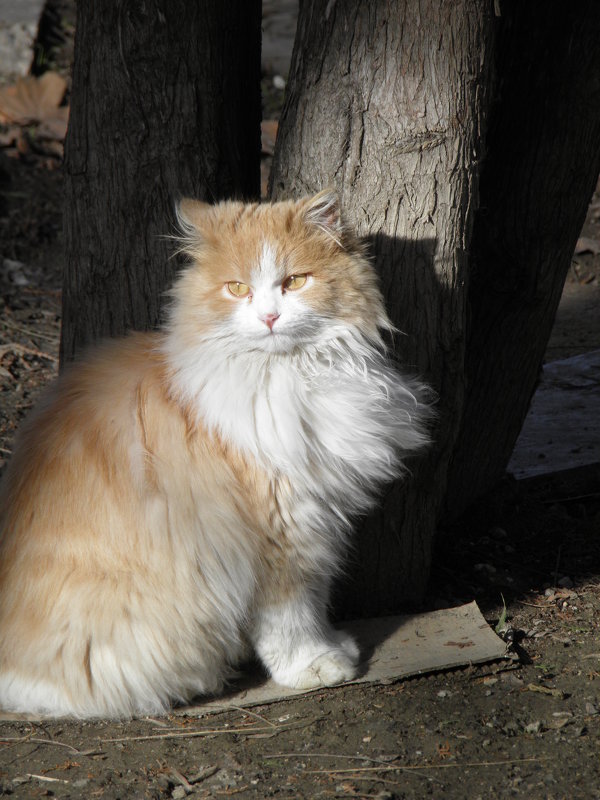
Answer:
0, 191, 431, 718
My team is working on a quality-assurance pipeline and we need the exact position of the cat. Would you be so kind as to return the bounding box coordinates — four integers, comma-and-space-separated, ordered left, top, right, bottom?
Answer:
0, 190, 431, 718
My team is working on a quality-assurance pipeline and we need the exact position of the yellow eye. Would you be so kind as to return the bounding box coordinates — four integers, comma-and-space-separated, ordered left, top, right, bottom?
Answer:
283, 274, 308, 292
226, 281, 251, 298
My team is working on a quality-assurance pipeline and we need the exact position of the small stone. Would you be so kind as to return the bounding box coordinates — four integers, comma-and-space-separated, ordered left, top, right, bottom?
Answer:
73, 779, 90, 788
525, 720, 543, 734
503, 720, 520, 736
552, 635, 572, 646
557, 576, 574, 589
571, 725, 587, 737
172, 787, 187, 800
437, 689, 451, 698
501, 673, 524, 688
585, 702, 599, 716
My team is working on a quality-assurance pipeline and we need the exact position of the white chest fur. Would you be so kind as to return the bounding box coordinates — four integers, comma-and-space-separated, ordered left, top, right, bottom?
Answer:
166, 330, 429, 527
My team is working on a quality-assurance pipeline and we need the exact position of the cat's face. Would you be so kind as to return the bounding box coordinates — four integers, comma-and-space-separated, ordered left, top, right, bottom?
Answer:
170, 191, 390, 355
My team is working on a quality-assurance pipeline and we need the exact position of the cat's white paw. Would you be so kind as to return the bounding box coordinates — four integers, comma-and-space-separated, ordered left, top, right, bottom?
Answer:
331, 630, 360, 665
288, 649, 358, 690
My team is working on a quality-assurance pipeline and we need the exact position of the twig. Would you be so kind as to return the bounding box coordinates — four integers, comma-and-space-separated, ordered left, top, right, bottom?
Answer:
0, 735, 101, 756
27, 773, 69, 784
0, 342, 58, 362
0, 317, 59, 343
306, 756, 547, 774
217, 704, 277, 728
0, 733, 34, 746
169, 767, 193, 791
102, 716, 319, 743
273, 751, 402, 766
271, 751, 438, 783
525, 683, 566, 698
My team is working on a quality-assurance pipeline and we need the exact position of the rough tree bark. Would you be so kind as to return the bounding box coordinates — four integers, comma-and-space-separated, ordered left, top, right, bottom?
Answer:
61, 0, 261, 362
270, 0, 600, 613
270, 0, 492, 613
446, 3, 600, 518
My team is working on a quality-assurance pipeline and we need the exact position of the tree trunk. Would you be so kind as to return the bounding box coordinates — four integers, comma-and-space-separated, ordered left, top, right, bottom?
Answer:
271, 0, 600, 613
61, 0, 261, 362
270, 0, 493, 613
445, 2, 600, 518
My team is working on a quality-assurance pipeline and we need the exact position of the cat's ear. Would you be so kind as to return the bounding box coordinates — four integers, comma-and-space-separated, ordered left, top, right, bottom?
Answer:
177, 198, 212, 234
302, 189, 343, 241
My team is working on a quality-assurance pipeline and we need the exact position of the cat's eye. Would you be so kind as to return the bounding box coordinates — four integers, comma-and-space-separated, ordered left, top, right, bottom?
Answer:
283, 274, 308, 292
226, 281, 251, 298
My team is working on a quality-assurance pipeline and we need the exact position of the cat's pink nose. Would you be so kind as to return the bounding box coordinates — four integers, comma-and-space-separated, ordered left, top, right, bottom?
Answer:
261, 312, 280, 331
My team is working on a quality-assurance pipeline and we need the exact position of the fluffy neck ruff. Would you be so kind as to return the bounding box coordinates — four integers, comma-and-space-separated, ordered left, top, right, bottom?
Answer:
162, 324, 430, 526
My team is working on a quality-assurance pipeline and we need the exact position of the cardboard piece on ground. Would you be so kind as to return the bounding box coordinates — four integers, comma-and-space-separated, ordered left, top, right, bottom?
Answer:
509, 350, 600, 479
0, 602, 506, 722
178, 601, 507, 716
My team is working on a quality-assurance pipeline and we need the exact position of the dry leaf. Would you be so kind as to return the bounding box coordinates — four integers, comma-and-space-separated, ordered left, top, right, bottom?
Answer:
0, 72, 68, 140
37, 108, 69, 141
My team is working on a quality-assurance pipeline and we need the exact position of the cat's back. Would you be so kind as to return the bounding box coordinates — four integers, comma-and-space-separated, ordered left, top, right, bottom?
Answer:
0, 332, 171, 545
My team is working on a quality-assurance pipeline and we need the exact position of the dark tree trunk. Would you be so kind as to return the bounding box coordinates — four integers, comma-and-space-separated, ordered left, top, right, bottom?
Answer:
446, 2, 600, 518
270, 0, 492, 613
270, 0, 600, 613
61, 0, 261, 362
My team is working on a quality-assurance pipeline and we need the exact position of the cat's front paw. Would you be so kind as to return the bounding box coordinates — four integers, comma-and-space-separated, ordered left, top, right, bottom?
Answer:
331, 630, 360, 665
284, 648, 358, 690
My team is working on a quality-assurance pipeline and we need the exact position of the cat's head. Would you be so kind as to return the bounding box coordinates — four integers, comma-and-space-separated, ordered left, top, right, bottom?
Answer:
168, 191, 392, 355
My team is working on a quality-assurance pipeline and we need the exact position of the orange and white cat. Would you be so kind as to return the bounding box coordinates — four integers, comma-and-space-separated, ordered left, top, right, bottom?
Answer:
0, 191, 431, 718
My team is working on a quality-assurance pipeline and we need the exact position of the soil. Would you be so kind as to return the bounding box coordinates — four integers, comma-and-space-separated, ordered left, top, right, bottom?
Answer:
1, 5, 600, 799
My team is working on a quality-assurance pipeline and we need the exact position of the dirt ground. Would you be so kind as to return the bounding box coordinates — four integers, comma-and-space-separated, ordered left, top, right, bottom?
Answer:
1, 5, 600, 800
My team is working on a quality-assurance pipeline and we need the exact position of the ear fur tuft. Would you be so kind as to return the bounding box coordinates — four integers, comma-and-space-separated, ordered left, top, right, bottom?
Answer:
174, 198, 212, 256
303, 190, 343, 243
177, 198, 211, 232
